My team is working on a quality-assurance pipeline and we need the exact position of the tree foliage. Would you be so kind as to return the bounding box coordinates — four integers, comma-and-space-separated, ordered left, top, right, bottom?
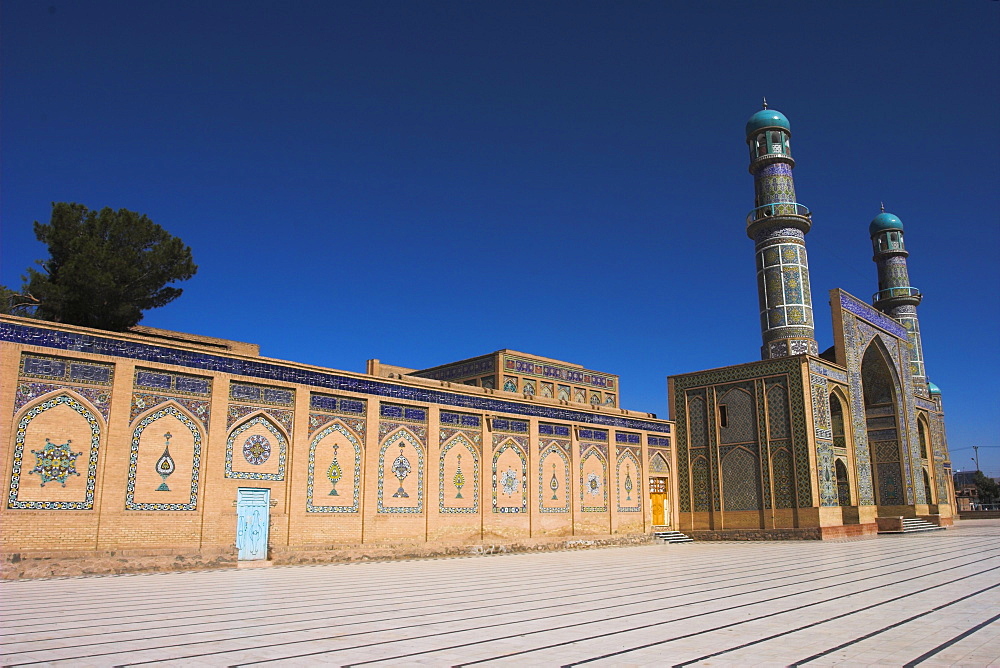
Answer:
974, 471, 999, 504
21, 203, 197, 331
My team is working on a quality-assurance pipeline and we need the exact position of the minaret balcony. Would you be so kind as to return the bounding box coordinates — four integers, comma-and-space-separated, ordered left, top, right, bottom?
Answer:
873, 286, 922, 306
746, 201, 812, 236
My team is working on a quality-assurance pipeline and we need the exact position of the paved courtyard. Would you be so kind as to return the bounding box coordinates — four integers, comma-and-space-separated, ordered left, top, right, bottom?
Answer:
2, 520, 998, 667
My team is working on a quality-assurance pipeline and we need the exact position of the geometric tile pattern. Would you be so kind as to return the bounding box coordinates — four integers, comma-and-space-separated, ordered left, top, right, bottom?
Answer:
721, 447, 761, 511
673, 356, 812, 516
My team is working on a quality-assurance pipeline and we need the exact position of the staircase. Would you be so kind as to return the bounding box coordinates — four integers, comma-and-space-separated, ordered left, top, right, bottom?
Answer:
653, 530, 694, 544
878, 517, 946, 534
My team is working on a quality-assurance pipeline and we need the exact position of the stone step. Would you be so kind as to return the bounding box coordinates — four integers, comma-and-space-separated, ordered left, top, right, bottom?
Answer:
653, 531, 694, 543
879, 518, 946, 534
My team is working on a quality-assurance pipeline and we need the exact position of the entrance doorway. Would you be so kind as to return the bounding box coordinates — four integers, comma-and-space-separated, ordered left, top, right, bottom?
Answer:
649, 477, 670, 526
236, 488, 270, 561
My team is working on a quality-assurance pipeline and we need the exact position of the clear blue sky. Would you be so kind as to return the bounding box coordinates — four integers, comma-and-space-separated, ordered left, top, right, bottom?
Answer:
2, 2, 998, 476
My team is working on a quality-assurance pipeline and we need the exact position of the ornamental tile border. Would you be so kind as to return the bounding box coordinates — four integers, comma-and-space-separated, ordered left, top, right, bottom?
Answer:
8, 395, 102, 510
16, 382, 112, 421
132, 393, 210, 429
538, 440, 570, 514
125, 405, 202, 511
224, 415, 287, 481
0, 322, 670, 434
439, 434, 480, 514
227, 404, 294, 434
306, 420, 363, 513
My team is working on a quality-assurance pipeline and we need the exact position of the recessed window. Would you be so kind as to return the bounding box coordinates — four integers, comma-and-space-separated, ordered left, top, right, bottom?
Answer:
719, 405, 729, 428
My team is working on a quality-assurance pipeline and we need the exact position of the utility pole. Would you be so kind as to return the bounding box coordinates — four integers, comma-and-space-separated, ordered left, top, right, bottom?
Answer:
972, 445, 980, 472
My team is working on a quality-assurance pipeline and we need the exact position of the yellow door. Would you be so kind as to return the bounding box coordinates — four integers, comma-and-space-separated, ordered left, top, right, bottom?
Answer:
651, 492, 666, 524
649, 477, 668, 525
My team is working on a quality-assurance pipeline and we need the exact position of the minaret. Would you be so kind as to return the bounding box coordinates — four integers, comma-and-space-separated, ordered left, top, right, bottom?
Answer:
745, 100, 818, 359
870, 207, 927, 393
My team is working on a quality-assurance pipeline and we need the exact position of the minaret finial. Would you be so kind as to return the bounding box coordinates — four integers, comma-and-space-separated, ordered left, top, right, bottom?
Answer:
762, 97, 768, 110
880, 201, 885, 213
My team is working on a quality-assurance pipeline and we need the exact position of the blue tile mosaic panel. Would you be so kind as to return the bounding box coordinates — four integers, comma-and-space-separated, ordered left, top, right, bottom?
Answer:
310, 393, 367, 416
615, 432, 640, 444
230, 382, 295, 407
380, 403, 427, 423
504, 355, 616, 389
539, 423, 572, 437
647, 435, 671, 448
135, 368, 211, 396
492, 418, 529, 434
20, 353, 113, 386
440, 411, 481, 428
579, 428, 607, 441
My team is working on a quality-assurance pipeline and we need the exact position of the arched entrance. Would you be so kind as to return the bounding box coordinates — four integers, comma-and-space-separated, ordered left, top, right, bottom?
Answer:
918, 417, 935, 505
861, 342, 905, 507
829, 392, 852, 507
648, 452, 670, 526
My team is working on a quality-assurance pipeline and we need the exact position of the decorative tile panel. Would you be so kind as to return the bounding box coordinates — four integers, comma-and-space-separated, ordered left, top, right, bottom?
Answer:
491, 417, 529, 434
8, 395, 102, 510
17, 382, 111, 421
439, 434, 480, 514
307, 420, 363, 513
20, 353, 113, 386
503, 355, 616, 389
538, 439, 570, 513
126, 405, 202, 511
132, 393, 210, 430
491, 435, 528, 514
230, 382, 294, 407
135, 368, 211, 396
224, 415, 287, 480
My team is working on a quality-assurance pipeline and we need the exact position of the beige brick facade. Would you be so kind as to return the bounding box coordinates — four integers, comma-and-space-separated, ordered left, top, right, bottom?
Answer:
1, 316, 674, 577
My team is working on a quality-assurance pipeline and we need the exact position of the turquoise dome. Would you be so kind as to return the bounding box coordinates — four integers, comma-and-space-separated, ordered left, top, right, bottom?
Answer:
746, 109, 790, 137
869, 212, 904, 237
927, 381, 941, 395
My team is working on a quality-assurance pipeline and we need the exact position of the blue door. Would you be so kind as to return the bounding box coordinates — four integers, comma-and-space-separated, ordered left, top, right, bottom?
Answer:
236, 488, 270, 560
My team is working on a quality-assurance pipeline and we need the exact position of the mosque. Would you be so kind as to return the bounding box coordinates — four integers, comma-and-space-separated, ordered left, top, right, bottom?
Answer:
0, 104, 954, 576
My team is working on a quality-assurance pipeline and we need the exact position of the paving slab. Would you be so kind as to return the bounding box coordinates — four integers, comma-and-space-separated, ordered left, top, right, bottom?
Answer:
2, 519, 999, 667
